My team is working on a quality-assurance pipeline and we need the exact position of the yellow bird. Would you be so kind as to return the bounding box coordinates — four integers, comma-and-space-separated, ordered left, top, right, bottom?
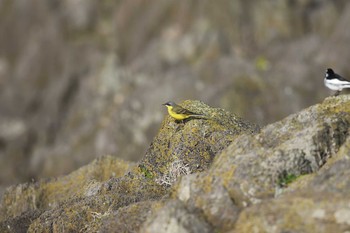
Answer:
163, 101, 205, 120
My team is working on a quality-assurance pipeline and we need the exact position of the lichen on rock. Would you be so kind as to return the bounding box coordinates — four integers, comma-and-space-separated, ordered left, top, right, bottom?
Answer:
145, 95, 350, 232
2, 96, 350, 232
140, 100, 259, 185
0, 100, 257, 232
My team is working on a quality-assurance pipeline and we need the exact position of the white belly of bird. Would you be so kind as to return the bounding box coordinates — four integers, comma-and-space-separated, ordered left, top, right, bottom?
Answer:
324, 78, 350, 91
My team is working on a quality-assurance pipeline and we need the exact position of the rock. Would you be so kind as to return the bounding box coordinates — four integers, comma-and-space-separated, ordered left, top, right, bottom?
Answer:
140, 200, 213, 233
0, 155, 134, 221
98, 201, 163, 233
234, 157, 350, 233
0, 95, 350, 232
140, 100, 259, 185
0, 209, 41, 233
2, 95, 350, 232
143, 95, 350, 232
0, 100, 256, 232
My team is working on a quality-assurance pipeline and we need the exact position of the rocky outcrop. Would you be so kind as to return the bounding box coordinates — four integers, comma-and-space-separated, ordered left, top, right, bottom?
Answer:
235, 158, 350, 233
140, 100, 259, 183
1, 97, 350, 232
144, 96, 350, 232
0, 100, 258, 232
0, 155, 135, 232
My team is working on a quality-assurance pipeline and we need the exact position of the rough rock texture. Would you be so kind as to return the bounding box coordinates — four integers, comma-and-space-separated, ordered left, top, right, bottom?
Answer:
2, 0, 350, 190
141, 200, 213, 233
237, 132, 350, 233
0, 155, 135, 232
141, 95, 350, 232
141, 100, 259, 184
0, 155, 134, 220
0, 100, 257, 233
1, 97, 350, 232
234, 149, 350, 233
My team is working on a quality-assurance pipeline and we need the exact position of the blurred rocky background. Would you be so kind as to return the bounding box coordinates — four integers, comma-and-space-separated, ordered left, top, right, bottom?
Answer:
0, 0, 350, 195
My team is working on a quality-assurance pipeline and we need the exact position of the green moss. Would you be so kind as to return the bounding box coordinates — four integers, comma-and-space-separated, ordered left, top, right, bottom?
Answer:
138, 164, 154, 179
278, 173, 299, 187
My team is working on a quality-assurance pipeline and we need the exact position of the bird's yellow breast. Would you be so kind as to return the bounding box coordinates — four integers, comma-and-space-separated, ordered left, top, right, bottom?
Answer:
166, 106, 190, 120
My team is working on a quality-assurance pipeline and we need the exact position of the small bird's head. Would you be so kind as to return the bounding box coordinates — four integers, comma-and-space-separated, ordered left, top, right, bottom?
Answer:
163, 101, 176, 108
326, 68, 334, 76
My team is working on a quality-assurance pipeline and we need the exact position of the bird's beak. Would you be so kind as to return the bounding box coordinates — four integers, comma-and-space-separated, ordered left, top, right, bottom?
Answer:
162, 103, 166, 106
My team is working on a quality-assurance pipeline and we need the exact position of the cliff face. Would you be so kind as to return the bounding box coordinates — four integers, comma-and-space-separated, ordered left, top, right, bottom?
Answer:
1, 97, 350, 232
1, 0, 350, 190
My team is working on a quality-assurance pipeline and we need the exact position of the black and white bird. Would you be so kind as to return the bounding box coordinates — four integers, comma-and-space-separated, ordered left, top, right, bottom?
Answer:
324, 68, 350, 96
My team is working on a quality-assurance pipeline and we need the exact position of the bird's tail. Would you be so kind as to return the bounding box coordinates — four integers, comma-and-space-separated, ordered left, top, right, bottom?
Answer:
189, 114, 209, 119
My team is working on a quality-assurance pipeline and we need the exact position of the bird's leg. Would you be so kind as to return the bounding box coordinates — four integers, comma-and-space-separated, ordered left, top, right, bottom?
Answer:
334, 90, 341, 96
183, 118, 191, 123
175, 119, 185, 126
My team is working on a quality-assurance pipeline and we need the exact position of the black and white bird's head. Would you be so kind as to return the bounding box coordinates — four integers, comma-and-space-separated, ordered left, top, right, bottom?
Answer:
325, 68, 335, 79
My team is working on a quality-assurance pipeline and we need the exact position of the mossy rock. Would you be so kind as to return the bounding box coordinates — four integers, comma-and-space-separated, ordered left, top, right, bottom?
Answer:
149, 95, 350, 231
0, 155, 134, 222
0, 100, 258, 232
140, 100, 259, 185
